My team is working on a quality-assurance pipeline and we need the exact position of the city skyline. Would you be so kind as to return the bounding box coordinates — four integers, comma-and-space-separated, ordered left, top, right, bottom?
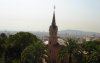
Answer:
0, 0, 100, 32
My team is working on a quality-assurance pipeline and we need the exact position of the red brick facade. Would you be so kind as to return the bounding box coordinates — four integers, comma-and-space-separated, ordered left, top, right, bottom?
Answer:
48, 8, 77, 63
48, 11, 59, 63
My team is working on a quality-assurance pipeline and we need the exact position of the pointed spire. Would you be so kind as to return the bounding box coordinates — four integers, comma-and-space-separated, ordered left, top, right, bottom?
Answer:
52, 5, 56, 26
54, 5, 56, 10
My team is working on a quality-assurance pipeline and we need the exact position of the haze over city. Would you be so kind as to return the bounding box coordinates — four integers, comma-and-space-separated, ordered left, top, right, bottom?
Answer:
0, 0, 100, 32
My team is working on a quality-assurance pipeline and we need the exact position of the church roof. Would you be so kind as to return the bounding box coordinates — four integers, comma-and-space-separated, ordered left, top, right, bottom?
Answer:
44, 38, 67, 46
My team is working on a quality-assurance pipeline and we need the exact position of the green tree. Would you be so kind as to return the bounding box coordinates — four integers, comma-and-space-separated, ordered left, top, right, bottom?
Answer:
0, 33, 7, 63
21, 40, 46, 63
59, 38, 78, 63
0, 33, 7, 57
82, 40, 100, 63
4, 32, 40, 63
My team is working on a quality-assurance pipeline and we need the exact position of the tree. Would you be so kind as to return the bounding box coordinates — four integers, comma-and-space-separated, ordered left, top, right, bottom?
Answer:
0, 33, 7, 57
4, 32, 40, 63
0, 33, 8, 63
21, 40, 46, 63
82, 40, 100, 63
59, 38, 78, 63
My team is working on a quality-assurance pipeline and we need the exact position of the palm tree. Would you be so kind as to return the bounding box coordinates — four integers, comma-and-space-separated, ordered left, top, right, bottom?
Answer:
59, 38, 78, 63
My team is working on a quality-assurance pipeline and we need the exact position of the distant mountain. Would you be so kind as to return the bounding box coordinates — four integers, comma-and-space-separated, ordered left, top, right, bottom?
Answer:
31, 30, 100, 39
0, 30, 100, 39
58, 30, 100, 38
59, 30, 100, 36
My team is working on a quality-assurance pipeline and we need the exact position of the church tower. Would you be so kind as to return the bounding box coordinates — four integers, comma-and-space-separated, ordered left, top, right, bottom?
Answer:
48, 6, 60, 63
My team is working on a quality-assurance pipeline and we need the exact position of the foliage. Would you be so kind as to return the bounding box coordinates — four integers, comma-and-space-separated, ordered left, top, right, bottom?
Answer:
21, 40, 46, 63
82, 41, 100, 63
0, 33, 7, 57
59, 38, 78, 63
0, 32, 100, 63
0, 32, 44, 63
59, 38, 100, 63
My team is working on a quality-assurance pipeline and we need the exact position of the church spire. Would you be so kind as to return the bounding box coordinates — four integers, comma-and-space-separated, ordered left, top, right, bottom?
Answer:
52, 5, 56, 27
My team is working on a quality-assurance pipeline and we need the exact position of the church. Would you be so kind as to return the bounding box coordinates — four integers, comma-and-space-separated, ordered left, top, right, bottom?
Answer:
48, 7, 69, 63
43, 6, 78, 63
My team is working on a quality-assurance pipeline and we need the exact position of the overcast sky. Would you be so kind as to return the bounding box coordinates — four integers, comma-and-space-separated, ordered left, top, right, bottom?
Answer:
0, 0, 100, 32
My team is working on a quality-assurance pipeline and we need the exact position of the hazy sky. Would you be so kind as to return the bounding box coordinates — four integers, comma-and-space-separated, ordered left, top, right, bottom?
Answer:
0, 0, 100, 32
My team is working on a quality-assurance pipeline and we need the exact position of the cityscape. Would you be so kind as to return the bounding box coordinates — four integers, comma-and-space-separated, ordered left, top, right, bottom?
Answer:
0, 0, 100, 63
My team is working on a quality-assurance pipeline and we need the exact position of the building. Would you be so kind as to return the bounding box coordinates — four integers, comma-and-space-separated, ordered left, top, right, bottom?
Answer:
48, 7, 68, 63
48, 7, 59, 63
